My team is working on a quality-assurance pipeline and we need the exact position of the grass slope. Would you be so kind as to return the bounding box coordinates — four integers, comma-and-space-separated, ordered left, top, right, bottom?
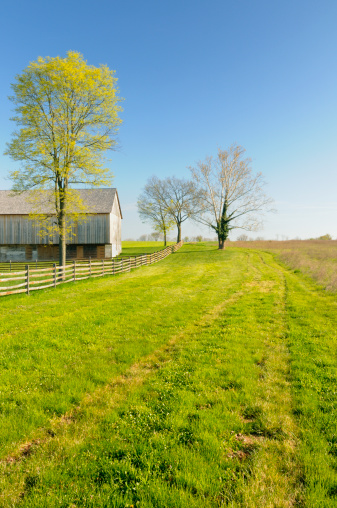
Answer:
0, 244, 336, 506
121, 241, 175, 256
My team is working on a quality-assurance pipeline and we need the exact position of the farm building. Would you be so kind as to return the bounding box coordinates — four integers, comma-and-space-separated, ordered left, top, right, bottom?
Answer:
0, 188, 122, 261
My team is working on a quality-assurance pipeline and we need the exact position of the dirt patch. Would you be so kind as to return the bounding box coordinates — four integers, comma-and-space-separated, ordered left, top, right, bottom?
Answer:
245, 280, 275, 292
6, 439, 42, 464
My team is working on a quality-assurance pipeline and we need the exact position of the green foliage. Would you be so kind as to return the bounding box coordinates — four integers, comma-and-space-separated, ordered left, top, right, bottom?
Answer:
5, 51, 123, 264
6, 51, 122, 190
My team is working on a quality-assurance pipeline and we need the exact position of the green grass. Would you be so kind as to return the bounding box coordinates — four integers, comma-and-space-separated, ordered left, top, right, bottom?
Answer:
0, 241, 173, 272
0, 244, 337, 506
121, 241, 175, 256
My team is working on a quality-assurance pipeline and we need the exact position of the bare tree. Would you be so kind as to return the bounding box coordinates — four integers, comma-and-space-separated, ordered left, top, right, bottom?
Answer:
189, 144, 274, 249
237, 234, 249, 241
137, 177, 175, 246
160, 177, 202, 243
151, 231, 161, 241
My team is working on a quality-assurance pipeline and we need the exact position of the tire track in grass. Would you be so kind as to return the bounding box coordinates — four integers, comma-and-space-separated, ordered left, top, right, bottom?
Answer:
0, 285, 252, 506
233, 252, 304, 507
0, 248, 250, 460
1, 250, 317, 506
258, 250, 337, 505
10, 252, 304, 508
282, 268, 337, 507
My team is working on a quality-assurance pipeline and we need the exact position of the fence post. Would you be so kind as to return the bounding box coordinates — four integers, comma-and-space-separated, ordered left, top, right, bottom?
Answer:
53, 263, 56, 288
102, 259, 104, 276
112, 257, 115, 275
10, 260, 11, 272
129, 257, 131, 272
26, 265, 29, 295
73, 260, 76, 281
89, 257, 92, 276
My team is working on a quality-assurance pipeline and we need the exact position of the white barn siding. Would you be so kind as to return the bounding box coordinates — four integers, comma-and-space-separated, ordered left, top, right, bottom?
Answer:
109, 198, 122, 256
0, 189, 122, 261
0, 214, 109, 245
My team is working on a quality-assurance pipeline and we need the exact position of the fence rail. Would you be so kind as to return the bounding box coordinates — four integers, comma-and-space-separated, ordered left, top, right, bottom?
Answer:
0, 242, 183, 297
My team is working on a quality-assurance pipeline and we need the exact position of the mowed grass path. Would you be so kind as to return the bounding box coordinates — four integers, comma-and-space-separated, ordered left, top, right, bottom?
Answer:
1, 244, 337, 506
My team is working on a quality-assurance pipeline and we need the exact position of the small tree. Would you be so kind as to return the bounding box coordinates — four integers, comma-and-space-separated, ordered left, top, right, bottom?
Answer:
151, 231, 161, 241
189, 144, 273, 249
5, 51, 123, 266
137, 177, 175, 246
161, 177, 202, 243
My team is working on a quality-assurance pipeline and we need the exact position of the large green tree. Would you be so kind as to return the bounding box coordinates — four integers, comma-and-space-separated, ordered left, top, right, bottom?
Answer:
5, 51, 123, 266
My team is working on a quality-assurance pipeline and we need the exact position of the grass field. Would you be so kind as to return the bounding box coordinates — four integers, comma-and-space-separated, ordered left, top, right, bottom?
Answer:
121, 241, 176, 256
1, 243, 337, 506
231, 239, 337, 292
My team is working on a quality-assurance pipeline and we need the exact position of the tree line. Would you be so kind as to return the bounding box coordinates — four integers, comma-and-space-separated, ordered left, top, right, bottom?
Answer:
138, 144, 273, 249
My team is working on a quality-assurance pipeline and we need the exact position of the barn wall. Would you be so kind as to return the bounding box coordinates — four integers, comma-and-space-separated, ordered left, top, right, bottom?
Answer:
109, 199, 122, 255
0, 245, 34, 262
0, 215, 109, 245
0, 244, 116, 261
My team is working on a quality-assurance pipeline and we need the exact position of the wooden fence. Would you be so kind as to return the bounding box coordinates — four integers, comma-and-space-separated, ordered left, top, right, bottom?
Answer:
0, 242, 183, 297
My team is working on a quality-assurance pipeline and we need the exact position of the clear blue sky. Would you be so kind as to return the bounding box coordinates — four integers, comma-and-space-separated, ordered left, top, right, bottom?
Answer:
1, 0, 336, 240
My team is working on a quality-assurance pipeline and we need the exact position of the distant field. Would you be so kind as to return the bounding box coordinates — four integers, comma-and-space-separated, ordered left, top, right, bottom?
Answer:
121, 240, 175, 256
1, 244, 337, 506
231, 239, 337, 291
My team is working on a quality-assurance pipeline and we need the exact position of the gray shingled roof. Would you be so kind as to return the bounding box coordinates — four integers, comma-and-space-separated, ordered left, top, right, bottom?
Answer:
0, 189, 122, 216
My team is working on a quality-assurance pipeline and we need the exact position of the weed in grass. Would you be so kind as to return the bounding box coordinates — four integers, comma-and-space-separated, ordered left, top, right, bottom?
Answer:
241, 405, 263, 421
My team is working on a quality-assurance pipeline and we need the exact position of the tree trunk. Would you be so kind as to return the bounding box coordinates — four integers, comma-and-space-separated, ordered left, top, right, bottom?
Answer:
177, 223, 181, 243
217, 202, 229, 249
58, 183, 67, 270
218, 237, 226, 250
164, 229, 167, 246
59, 213, 66, 269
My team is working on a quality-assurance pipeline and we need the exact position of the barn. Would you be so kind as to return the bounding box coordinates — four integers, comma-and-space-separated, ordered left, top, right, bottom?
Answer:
0, 188, 122, 261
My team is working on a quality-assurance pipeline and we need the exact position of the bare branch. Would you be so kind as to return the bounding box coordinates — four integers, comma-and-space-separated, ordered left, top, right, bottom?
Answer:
189, 144, 274, 249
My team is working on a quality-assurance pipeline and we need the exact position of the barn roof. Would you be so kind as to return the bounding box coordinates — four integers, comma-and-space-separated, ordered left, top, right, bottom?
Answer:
0, 189, 122, 217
